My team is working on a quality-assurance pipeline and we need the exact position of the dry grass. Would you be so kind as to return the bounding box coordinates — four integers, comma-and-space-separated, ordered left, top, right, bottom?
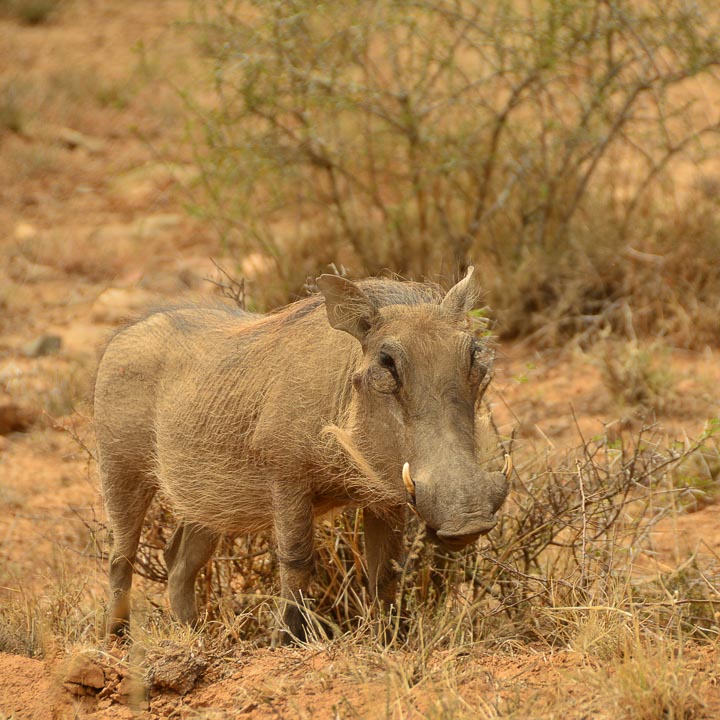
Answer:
1, 2, 719, 715
596, 339, 676, 414
578, 642, 706, 720
0, 560, 105, 658
2, 415, 719, 714
0, 79, 25, 134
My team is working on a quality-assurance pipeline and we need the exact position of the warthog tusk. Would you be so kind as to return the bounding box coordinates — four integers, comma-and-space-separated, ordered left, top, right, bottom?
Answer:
402, 462, 415, 497
502, 453, 513, 478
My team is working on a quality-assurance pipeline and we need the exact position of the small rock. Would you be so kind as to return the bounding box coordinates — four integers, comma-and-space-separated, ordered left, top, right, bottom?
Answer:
116, 674, 149, 708
14, 221, 38, 241
145, 641, 207, 697
56, 127, 106, 155
0, 400, 36, 435
21, 334, 62, 358
7, 256, 60, 283
90, 223, 139, 244
63, 681, 94, 697
134, 213, 182, 238
116, 675, 134, 699
110, 163, 200, 204
63, 654, 106, 696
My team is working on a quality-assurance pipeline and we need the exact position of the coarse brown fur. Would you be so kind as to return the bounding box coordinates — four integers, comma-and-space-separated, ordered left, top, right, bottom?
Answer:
94, 270, 509, 642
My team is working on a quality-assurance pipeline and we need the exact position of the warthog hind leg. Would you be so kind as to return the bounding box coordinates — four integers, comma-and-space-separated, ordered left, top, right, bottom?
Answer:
104, 476, 156, 637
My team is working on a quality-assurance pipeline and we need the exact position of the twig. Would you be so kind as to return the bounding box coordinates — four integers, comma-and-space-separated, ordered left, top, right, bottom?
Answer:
576, 459, 588, 588
206, 259, 246, 309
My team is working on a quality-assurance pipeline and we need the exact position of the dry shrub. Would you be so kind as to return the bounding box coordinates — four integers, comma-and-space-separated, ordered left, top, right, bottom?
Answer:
0, 78, 25, 134
488, 190, 720, 348
670, 424, 720, 511
0, 568, 105, 658
183, 0, 720, 346
0, 590, 43, 657
596, 339, 676, 413
126, 419, 720, 654
11, 230, 140, 282
0, 356, 93, 423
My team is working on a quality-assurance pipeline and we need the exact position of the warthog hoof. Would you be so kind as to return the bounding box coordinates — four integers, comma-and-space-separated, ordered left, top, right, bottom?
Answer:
271, 605, 334, 647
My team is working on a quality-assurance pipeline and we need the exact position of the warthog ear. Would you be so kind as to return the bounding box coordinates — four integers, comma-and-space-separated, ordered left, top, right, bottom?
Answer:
317, 275, 378, 344
441, 266, 484, 318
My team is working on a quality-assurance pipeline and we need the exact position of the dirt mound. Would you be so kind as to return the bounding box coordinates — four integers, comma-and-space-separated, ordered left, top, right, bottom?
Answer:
0, 652, 57, 720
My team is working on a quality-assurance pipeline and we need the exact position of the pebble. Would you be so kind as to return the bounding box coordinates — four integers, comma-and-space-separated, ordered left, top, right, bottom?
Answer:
0, 400, 37, 435
55, 126, 106, 155
63, 654, 106, 692
21, 334, 62, 358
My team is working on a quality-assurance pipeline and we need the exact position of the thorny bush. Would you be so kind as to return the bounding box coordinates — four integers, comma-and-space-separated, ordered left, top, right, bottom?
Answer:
131, 418, 720, 649
183, 0, 720, 347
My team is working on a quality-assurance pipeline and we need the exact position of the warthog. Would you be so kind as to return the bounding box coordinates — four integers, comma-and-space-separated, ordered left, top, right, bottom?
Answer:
95, 268, 510, 642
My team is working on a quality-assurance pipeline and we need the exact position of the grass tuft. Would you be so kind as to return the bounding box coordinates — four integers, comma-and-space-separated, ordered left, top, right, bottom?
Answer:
0, 79, 25, 134
583, 643, 705, 720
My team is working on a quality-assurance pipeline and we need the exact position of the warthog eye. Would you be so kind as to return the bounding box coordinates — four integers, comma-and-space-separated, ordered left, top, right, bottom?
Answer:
378, 351, 400, 384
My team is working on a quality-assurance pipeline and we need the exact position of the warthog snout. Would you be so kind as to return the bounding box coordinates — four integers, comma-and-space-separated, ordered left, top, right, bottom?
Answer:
403, 456, 511, 551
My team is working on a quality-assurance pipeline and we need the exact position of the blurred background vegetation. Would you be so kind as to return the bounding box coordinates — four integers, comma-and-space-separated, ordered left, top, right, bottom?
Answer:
183, 0, 720, 348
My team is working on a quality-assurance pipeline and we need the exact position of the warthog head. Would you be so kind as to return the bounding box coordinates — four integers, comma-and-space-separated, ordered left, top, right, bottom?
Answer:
317, 268, 510, 550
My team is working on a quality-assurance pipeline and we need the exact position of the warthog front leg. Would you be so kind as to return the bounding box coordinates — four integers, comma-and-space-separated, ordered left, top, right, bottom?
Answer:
164, 523, 218, 626
364, 507, 406, 643
272, 489, 318, 644
364, 507, 405, 604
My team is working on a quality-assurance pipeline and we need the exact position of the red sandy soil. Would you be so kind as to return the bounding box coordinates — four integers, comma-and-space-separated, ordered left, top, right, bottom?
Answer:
1, 2, 719, 719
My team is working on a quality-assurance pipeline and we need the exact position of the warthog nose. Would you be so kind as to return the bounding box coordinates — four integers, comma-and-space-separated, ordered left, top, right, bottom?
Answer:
409, 460, 509, 550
